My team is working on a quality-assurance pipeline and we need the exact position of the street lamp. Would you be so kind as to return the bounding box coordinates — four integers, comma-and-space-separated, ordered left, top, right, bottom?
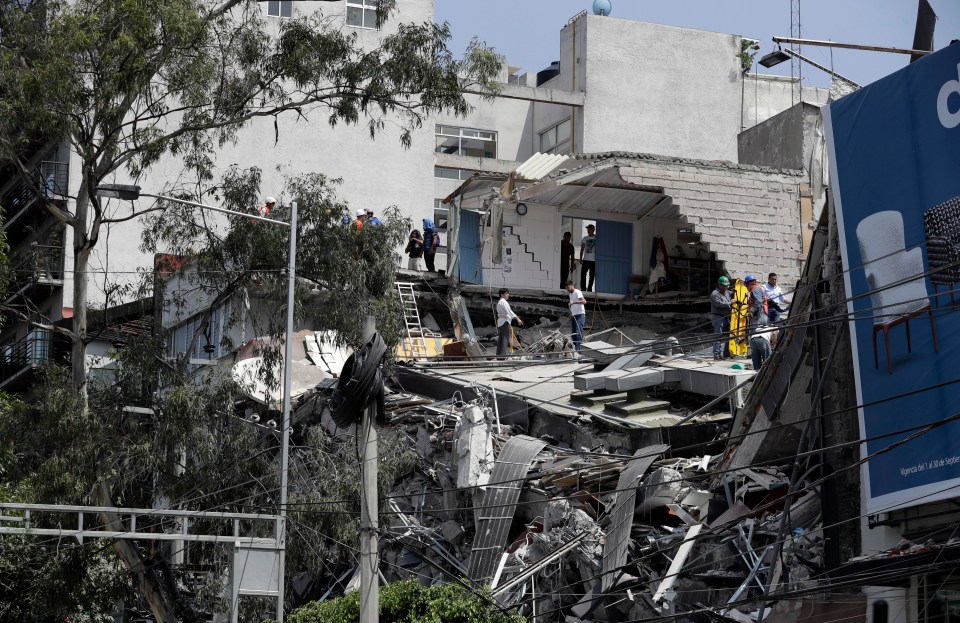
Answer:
96, 183, 297, 623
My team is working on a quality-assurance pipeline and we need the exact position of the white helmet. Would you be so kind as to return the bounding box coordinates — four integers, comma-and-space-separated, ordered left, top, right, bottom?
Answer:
356, 209, 366, 217
265, 196, 276, 204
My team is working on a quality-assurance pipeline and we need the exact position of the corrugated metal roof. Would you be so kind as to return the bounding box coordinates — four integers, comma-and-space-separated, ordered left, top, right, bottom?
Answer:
466, 435, 549, 583
525, 166, 677, 219
515, 152, 572, 180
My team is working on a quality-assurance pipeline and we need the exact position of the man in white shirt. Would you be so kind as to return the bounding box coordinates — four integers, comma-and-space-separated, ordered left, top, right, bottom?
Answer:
763, 272, 790, 325
579, 224, 597, 292
565, 280, 587, 353
496, 288, 523, 357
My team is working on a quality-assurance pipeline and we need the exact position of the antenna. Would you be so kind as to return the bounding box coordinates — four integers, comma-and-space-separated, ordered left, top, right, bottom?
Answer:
790, 0, 802, 106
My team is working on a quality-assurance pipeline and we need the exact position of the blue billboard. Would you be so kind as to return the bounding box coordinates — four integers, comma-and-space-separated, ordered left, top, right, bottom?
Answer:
824, 44, 960, 512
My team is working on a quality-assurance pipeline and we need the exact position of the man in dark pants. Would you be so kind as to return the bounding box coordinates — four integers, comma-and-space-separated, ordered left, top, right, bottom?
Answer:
495, 288, 522, 357
710, 276, 732, 360
560, 232, 576, 288
580, 224, 596, 292
422, 218, 440, 272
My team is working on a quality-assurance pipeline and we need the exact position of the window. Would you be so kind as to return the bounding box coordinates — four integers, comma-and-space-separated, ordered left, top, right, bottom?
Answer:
169, 301, 233, 368
267, 1, 293, 17
539, 118, 572, 155
434, 166, 473, 181
435, 125, 497, 159
346, 0, 378, 29
433, 200, 449, 250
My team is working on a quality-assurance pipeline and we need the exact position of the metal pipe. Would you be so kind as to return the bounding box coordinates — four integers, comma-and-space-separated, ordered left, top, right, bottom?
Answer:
139, 193, 291, 227
277, 199, 298, 622
772, 36, 932, 57
778, 47, 860, 88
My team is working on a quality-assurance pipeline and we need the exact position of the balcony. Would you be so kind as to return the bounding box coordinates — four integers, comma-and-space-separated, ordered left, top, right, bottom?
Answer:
2, 160, 69, 232
5, 243, 65, 304
0, 329, 69, 393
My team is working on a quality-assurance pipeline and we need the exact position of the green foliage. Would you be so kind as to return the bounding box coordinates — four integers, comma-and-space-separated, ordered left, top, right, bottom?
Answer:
142, 168, 410, 358
0, 452, 135, 621
287, 580, 525, 623
738, 39, 759, 73
286, 427, 418, 574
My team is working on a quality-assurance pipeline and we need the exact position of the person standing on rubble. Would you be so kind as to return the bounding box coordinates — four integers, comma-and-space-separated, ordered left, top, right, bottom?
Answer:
763, 272, 790, 325
710, 276, 732, 360
422, 218, 441, 272
580, 224, 597, 292
405, 229, 424, 271
745, 274, 774, 367
560, 232, 576, 288
566, 280, 587, 355
496, 288, 523, 357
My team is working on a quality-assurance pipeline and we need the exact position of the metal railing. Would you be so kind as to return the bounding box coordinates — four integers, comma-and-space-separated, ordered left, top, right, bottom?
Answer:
0, 330, 58, 382
9, 243, 65, 288
1, 160, 69, 228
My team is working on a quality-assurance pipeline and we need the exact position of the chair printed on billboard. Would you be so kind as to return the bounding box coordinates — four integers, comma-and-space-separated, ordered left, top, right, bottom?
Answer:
924, 196, 960, 308
856, 210, 939, 374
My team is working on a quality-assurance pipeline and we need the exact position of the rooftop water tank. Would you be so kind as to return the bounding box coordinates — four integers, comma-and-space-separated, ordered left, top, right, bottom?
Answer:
536, 61, 560, 86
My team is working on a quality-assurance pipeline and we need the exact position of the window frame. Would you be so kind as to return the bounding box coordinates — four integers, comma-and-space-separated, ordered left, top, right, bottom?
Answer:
432, 200, 449, 252
433, 166, 474, 181
346, 0, 379, 29
169, 300, 233, 369
539, 118, 573, 155
267, 0, 293, 18
435, 125, 498, 159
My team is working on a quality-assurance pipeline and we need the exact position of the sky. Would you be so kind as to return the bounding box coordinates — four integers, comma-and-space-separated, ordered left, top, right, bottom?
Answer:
435, 0, 960, 88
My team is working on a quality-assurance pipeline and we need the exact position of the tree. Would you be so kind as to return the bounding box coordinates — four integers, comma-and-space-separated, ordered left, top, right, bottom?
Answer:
0, 0, 500, 619
286, 580, 525, 623
0, 0, 500, 399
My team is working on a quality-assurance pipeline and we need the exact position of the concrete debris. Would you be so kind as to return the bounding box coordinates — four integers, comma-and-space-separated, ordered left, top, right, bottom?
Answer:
288, 320, 826, 622
453, 404, 495, 488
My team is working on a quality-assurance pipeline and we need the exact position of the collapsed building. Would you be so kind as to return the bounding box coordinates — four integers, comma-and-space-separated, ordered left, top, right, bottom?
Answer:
274, 197, 891, 622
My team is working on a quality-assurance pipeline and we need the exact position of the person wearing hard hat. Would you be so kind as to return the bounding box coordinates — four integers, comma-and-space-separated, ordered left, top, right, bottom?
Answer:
710, 276, 732, 360
365, 208, 383, 226
745, 274, 773, 368
354, 208, 366, 231
251, 196, 275, 223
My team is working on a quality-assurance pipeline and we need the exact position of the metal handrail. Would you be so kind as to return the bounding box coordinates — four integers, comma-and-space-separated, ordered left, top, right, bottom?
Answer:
9, 243, 64, 282
0, 330, 60, 380
1, 160, 69, 227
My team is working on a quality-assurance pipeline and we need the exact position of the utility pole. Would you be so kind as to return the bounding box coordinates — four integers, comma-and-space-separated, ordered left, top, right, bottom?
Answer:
360, 315, 379, 623
790, 0, 802, 106
277, 200, 298, 622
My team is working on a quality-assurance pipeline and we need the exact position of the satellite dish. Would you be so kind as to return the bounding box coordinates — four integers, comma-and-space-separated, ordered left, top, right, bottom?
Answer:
592, 0, 612, 16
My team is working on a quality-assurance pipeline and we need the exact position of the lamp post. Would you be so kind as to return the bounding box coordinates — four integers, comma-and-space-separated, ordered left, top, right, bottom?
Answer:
96, 184, 297, 622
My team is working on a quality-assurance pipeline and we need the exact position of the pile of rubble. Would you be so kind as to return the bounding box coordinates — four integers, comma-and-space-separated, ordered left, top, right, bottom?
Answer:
299, 385, 826, 622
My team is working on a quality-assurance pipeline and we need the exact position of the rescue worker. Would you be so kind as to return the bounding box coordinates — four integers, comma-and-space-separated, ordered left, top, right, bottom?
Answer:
365, 208, 383, 226
745, 274, 774, 367
354, 208, 366, 231
710, 276, 732, 360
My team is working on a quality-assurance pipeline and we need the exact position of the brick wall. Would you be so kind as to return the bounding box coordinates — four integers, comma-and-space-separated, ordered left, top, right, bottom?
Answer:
619, 159, 805, 286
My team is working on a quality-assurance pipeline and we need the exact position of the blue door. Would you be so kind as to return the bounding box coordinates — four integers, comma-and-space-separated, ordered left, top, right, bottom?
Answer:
595, 219, 632, 294
458, 210, 483, 284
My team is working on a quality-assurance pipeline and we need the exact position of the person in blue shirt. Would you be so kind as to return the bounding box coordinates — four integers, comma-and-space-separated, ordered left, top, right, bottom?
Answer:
422, 218, 440, 272
365, 208, 383, 226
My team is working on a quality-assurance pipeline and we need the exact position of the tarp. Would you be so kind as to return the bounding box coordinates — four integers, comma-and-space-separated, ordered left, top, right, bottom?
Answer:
824, 44, 960, 512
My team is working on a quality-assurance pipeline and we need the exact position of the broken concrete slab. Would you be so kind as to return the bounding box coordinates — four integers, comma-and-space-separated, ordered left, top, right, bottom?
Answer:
453, 404, 494, 489
606, 398, 672, 416
580, 340, 636, 363
604, 367, 679, 392
574, 368, 635, 391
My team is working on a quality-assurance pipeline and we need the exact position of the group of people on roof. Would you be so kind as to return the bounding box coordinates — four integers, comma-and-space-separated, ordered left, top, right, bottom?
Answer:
711, 273, 790, 370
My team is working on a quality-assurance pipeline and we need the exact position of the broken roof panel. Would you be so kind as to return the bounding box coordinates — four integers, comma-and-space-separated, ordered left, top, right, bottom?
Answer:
466, 435, 549, 584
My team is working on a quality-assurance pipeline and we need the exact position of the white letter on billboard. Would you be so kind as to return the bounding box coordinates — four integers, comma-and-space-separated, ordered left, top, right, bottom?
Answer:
938, 63, 960, 129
